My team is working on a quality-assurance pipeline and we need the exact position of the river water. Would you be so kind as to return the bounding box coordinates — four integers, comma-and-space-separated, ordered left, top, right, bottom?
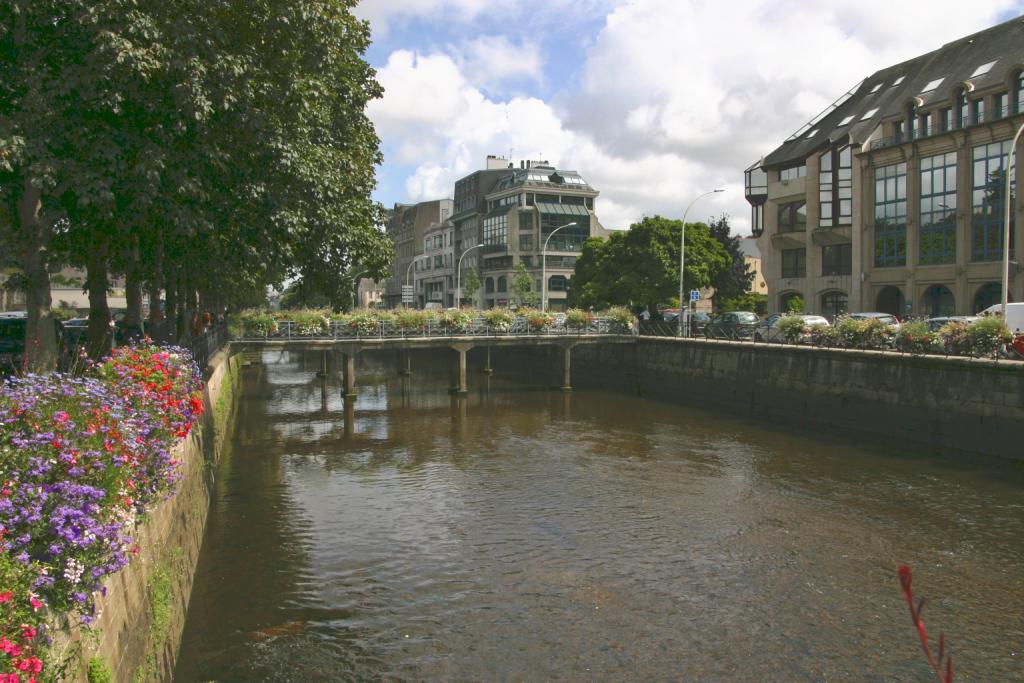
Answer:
175, 350, 1024, 681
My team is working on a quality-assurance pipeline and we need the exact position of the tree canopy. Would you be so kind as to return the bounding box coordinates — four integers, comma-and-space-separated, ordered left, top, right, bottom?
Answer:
567, 215, 730, 314
707, 214, 755, 304
0, 0, 391, 366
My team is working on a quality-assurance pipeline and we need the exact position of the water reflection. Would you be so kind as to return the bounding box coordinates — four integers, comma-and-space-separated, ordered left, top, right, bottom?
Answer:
176, 349, 1024, 682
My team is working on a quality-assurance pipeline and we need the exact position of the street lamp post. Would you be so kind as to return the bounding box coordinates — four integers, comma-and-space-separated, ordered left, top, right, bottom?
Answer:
541, 221, 577, 311
456, 244, 484, 309
1002, 122, 1023, 319
678, 189, 724, 337
404, 255, 429, 308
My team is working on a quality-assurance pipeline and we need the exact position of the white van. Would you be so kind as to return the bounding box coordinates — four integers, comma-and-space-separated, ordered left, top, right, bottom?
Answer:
980, 302, 1024, 334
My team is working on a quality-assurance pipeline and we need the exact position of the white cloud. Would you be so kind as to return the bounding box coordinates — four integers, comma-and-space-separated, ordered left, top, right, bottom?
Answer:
368, 0, 1024, 234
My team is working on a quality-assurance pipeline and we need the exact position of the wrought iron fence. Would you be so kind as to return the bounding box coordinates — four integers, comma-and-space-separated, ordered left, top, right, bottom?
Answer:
232, 316, 633, 341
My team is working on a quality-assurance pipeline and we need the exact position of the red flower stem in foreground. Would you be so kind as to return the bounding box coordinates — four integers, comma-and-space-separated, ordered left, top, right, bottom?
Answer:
897, 565, 953, 683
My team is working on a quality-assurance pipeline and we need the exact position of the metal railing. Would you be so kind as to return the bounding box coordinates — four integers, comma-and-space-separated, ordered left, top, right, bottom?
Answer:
187, 321, 229, 375
233, 316, 632, 341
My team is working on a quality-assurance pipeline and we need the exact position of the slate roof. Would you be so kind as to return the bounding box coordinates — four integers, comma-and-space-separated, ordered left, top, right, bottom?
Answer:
762, 15, 1024, 169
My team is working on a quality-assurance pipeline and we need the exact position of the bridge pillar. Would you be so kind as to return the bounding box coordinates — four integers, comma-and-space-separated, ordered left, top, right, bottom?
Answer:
342, 350, 359, 400
316, 349, 329, 378
449, 342, 474, 395
400, 350, 412, 376
558, 342, 578, 392
482, 346, 493, 374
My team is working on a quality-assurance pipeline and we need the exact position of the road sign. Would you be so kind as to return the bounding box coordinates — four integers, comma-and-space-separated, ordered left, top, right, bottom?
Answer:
690, 289, 700, 302
401, 285, 414, 304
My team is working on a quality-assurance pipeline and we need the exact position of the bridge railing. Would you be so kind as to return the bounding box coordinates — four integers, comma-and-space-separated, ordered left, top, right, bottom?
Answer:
232, 316, 633, 341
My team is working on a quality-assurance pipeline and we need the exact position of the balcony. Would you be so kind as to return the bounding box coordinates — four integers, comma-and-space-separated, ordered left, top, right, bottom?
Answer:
771, 230, 806, 249
812, 224, 852, 246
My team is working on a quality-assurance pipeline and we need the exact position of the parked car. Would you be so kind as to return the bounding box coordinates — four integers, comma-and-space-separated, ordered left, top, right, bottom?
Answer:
704, 311, 759, 339
754, 314, 830, 342
848, 312, 901, 330
979, 302, 1024, 334
0, 312, 27, 375
924, 315, 979, 332
689, 312, 711, 334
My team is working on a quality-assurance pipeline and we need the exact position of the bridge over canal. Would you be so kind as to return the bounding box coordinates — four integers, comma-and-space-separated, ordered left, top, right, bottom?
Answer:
230, 332, 637, 396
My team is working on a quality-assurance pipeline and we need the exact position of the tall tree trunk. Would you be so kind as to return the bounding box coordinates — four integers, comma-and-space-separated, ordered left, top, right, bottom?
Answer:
18, 179, 59, 372
85, 243, 112, 360
123, 235, 144, 343
163, 261, 177, 345
147, 235, 164, 339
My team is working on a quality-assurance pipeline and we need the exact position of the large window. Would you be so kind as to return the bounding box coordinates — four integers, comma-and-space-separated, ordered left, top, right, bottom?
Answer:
779, 164, 806, 181
994, 92, 1008, 120
822, 243, 852, 276
971, 99, 985, 125
540, 213, 589, 251
972, 140, 1016, 262
920, 152, 958, 265
778, 201, 806, 233
819, 146, 852, 227
781, 248, 806, 278
483, 213, 508, 246
874, 162, 907, 267
519, 233, 534, 251
548, 275, 567, 291
939, 107, 953, 133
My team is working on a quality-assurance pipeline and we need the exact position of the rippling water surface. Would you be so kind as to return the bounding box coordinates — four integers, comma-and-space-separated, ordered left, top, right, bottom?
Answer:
175, 350, 1024, 681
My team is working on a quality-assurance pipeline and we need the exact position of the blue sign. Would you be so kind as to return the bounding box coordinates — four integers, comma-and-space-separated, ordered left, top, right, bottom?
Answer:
690, 289, 700, 302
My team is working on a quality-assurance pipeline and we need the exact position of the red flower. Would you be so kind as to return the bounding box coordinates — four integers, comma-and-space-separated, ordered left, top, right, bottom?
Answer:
0, 591, 12, 603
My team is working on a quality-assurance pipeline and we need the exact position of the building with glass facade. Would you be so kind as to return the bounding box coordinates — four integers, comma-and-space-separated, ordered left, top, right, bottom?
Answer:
476, 161, 606, 310
746, 16, 1024, 319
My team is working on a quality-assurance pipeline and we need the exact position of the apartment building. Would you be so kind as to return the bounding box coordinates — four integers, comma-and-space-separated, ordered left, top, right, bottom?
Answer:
383, 199, 453, 308
413, 220, 455, 307
746, 16, 1023, 319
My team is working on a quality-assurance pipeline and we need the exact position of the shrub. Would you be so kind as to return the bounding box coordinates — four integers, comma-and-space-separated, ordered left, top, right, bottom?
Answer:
808, 323, 838, 346
777, 315, 807, 343
834, 316, 891, 349
564, 308, 592, 331
0, 553, 48, 681
521, 308, 554, 332
439, 309, 473, 332
603, 306, 635, 333
895, 320, 939, 355
961, 316, 1011, 358
343, 310, 380, 335
232, 310, 277, 336
484, 308, 515, 332
289, 309, 330, 335
938, 321, 970, 356
394, 308, 428, 333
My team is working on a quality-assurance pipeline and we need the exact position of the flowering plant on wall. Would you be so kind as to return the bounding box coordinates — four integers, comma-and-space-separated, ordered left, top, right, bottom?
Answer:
0, 344, 205, 680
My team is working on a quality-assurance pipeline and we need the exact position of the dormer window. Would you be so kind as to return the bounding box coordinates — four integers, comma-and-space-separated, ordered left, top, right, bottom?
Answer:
1015, 70, 1024, 114
956, 88, 969, 128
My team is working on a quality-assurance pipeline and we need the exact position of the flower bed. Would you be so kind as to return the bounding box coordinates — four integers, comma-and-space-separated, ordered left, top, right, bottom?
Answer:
0, 344, 205, 681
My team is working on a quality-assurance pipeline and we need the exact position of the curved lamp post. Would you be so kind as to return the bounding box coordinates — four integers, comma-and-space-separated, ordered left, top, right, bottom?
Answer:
1002, 122, 1023, 319
542, 221, 577, 311
678, 189, 724, 336
405, 255, 428, 308
456, 244, 484, 309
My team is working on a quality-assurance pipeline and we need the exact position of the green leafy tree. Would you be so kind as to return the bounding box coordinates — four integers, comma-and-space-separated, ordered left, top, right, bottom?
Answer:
568, 216, 730, 315
511, 261, 538, 307
719, 292, 768, 314
786, 295, 806, 313
707, 214, 754, 304
462, 268, 481, 308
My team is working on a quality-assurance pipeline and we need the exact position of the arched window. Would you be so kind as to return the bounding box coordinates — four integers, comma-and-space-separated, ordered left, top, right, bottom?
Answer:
497, 276, 507, 293
485, 277, 495, 293
821, 291, 848, 321
973, 282, 1009, 313
779, 291, 803, 313
548, 275, 567, 292
876, 285, 905, 317
922, 285, 955, 317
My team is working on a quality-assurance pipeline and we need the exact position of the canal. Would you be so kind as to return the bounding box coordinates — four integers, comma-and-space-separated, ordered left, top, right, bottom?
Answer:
176, 349, 1024, 681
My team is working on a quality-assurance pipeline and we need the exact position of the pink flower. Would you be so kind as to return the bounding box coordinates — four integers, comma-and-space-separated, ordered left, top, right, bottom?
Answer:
0, 590, 12, 603
28, 595, 42, 611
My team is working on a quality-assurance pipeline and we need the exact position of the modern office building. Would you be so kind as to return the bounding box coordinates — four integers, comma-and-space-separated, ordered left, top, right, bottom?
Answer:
746, 16, 1023, 318
477, 160, 606, 310
382, 199, 453, 308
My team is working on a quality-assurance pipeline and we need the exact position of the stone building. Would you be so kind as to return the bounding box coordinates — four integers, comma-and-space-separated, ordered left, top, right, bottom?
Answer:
383, 199, 453, 308
746, 16, 1024, 319
413, 220, 456, 308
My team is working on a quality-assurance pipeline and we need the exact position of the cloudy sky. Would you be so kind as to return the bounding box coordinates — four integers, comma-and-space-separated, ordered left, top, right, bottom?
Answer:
355, 0, 1024, 233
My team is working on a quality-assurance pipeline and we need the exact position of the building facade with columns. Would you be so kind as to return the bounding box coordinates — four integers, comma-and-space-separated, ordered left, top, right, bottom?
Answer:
746, 16, 1024, 319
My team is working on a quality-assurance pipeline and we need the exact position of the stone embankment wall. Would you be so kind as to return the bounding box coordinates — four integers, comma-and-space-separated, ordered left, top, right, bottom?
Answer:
568, 338, 1024, 459
53, 350, 241, 682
